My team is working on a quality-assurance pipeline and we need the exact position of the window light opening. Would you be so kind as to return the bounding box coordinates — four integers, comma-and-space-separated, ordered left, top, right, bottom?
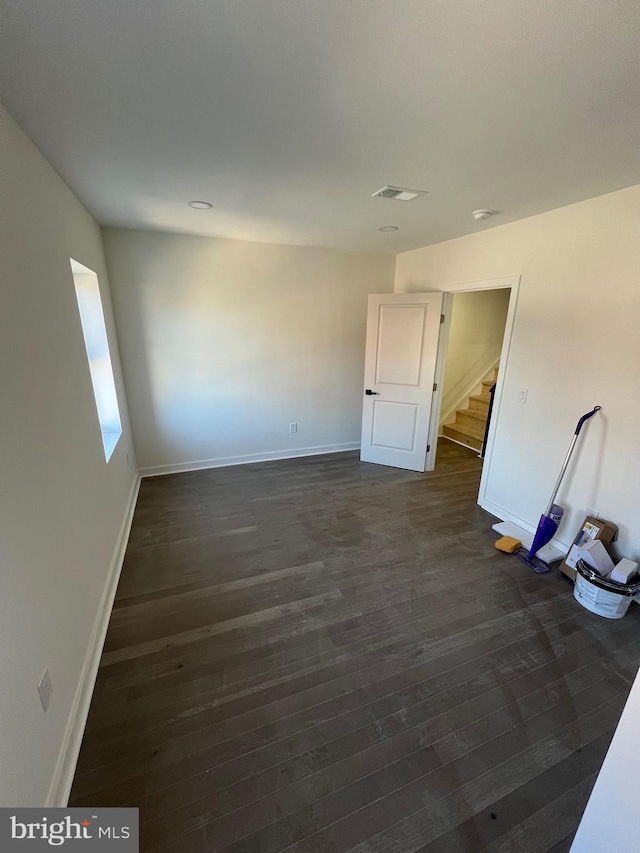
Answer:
70, 259, 122, 461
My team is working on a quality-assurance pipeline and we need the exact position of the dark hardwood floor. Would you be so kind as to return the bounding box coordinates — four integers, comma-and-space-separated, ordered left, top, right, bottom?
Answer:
70, 439, 640, 852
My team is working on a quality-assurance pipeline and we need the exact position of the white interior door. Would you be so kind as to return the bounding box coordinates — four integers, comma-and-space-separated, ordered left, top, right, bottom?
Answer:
360, 292, 443, 471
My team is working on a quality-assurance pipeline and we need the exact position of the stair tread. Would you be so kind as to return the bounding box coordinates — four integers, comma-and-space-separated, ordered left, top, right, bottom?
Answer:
443, 367, 496, 446
480, 381, 495, 399
443, 420, 482, 435
455, 407, 486, 421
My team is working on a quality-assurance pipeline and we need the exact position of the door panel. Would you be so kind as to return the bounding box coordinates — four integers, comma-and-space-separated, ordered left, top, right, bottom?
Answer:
361, 292, 443, 471
375, 305, 426, 386
371, 401, 418, 451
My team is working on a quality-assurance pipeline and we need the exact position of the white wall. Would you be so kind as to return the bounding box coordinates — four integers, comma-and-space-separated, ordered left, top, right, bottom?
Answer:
441, 288, 510, 425
0, 105, 137, 805
103, 228, 395, 473
396, 184, 640, 559
571, 664, 640, 852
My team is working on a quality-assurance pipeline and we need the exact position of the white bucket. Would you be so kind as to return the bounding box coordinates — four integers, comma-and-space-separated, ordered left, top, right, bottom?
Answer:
574, 559, 639, 619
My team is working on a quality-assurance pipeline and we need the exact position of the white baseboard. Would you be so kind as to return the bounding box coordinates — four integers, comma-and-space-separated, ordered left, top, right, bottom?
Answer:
140, 442, 361, 478
479, 496, 572, 554
46, 473, 141, 807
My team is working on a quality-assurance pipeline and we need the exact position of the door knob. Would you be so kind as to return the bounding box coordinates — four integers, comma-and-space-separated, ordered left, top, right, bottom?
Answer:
365, 389, 379, 395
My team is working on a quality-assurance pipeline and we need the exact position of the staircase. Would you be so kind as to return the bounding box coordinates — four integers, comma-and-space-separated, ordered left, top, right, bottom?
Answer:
442, 367, 498, 452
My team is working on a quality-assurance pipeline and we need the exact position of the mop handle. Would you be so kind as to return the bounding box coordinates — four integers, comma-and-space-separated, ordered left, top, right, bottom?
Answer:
575, 406, 601, 436
544, 406, 601, 515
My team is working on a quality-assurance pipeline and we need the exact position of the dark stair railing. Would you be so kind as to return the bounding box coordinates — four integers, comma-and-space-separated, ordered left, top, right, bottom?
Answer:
480, 383, 496, 459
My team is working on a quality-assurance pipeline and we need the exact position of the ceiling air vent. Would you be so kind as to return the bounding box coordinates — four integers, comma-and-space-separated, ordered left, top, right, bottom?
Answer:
372, 185, 427, 201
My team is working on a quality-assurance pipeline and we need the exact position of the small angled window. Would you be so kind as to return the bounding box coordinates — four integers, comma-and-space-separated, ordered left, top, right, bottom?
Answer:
70, 259, 122, 461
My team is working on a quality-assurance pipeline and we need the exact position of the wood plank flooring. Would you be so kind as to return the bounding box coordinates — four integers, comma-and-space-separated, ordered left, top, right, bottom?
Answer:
69, 439, 640, 852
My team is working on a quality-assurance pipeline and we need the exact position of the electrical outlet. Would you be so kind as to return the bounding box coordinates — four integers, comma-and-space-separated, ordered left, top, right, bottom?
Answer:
289, 422, 298, 434
38, 669, 53, 712
517, 388, 528, 404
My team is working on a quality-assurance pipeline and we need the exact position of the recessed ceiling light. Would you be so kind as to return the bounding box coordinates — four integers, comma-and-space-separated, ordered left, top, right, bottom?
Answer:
378, 225, 399, 232
472, 209, 493, 221
188, 200, 213, 210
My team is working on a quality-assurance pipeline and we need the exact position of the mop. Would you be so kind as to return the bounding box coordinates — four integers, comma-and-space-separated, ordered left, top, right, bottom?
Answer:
496, 405, 601, 573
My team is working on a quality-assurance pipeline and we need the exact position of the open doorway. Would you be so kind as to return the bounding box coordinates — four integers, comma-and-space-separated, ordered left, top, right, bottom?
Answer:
440, 288, 510, 454
425, 275, 520, 505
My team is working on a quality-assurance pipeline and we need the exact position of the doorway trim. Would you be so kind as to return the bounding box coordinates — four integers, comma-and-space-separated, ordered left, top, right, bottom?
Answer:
426, 275, 520, 509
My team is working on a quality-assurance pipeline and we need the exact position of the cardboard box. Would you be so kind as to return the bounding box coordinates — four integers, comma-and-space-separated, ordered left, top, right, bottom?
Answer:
571, 539, 615, 577
610, 558, 639, 584
559, 515, 618, 581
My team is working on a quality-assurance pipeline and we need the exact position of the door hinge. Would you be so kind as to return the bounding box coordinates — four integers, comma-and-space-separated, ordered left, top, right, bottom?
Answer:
427, 444, 431, 452
440, 314, 445, 324
433, 382, 437, 392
